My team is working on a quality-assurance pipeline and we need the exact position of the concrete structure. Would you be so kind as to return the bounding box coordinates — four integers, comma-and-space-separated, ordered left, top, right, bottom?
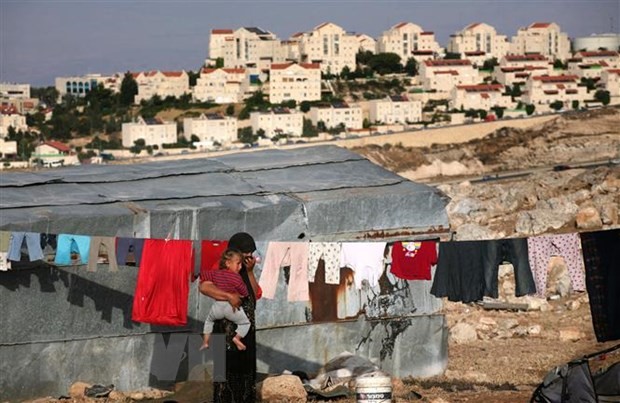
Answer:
355, 33, 376, 54
493, 54, 552, 86
601, 69, 620, 97
309, 102, 363, 130
269, 62, 321, 104
572, 33, 620, 52
250, 108, 303, 137
572, 51, 620, 68
1, 98, 39, 115
0, 146, 450, 401
447, 22, 510, 62
121, 116, 177, 148
183, 113, 237, 145
0, 83, 30, 99
297, 22, 358, 74
0, 105, 28, 136
55, 74, 113, 98
419, 59, 480, 92
0, 138, 17, 157
369, 95, 422, 124
31, 141, 79, 167
377, 22, 441, 63
193, 67, 249, 103
522, 74, 588, 109
208, 27, 286, 71
510, 22, 571, 61
133, 71, 190, 104
450, 84, 513, 110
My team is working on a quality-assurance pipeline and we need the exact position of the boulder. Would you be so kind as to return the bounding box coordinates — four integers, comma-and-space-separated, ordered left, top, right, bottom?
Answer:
259, 375, 307, 403
600, 203, 618, 225
449, 322, 478, 344
559, 328, 584, 342
575, 206, 602, 229
69, 381, 92, 398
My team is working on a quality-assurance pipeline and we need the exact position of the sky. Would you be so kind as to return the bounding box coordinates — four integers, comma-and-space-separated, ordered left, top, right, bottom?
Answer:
1, 0, 619, 86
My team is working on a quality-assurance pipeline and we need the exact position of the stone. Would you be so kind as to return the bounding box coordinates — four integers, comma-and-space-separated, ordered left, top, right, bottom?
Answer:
478, 317, 497, 327
559, 328, 584, 342
454, 223, 497, 241
449, 197, 484, 216
600, 203, 618, 225
498, 318, 519, 330
108, 391, 128, 401
514, 326, 529, 337
259, 375, 307, 403
129, 392, 145, 401
449, 322, 478, 344
430, 398, 450, 403
575, 206, 602, 229
69, 382, 92, 398
527, 325, 542, 336
567, 300, 581, 311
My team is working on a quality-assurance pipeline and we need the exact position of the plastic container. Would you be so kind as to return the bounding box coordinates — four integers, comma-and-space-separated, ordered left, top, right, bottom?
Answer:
355, 373, 392, 403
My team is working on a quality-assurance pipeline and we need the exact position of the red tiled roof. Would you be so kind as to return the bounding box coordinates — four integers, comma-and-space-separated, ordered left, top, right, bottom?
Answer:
481, 93, 490, 99
515, 73, 530, 78
578, 50, 619, 57
435, 70, 459, 75
291, 32, 304, 38
202, 68, 246, 74
412, 50, 434, 55
544, 90, 559, 95
271, 62, 319, 70
456, 84, 504, 91
315, 22, 331, 30
394, 22, 409, 29
44, 141, 71, 152
162, 71, 184, 77
465, 51, 486, 56
566, 89, 578, 94
425, 59, 472, 66
505, 54, 548, 61
533, 75, 579, 82
607, 69, 620, 75
421, 31, 434, 35
466, 22, 482, 30
212, 29, 233, 34
530, 22, 552, 29
0, 105, 18, 115
300, 63, 320, 69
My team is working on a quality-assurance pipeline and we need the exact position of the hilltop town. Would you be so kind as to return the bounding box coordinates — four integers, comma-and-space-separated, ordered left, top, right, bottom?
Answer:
1, 22, 619, 169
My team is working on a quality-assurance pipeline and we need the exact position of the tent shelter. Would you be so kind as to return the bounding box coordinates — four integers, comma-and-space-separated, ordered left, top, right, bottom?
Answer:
0, 145, 450, 400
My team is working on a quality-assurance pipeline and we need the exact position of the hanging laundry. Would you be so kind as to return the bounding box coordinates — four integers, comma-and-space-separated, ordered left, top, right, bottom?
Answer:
483, 238, 536, 298
390, 240, 438, 281
8, 232, 45, 262
116, 237, 145, 267
259, 242, 309, 301
132, 239, 193, 326
39, 233, 58, 262
580, 229, 620, 342
339, 242, 387, 289
0, 232, 10, 271
308, 242, 341, 284
87, 236, 119, 272
54, 234, 90, 265
431, 240, 486, 303
200, 240, 228, 273
527, 233, 586, 297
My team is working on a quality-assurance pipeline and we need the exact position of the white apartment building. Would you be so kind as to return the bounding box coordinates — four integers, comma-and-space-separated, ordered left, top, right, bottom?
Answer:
0, 83, 30, 99
419, 59, 480, 92
573, 51, 620, 69
601, 69, 620, 97
510, 22, 571, 61
493, 54, 552, 86
208, 27, 286, 71
450, 84, 513, 111
122, 117, 177, 148
369, 95, 422, 124
297, 22, 358, 74
377, 22, 442, 63
447, 23, 510, 62
269, 62, 321, 104
309, 102, 363, 130
183, 113, 238, 145
0, 138, 17, 157
522, 75, 589, 108
355, 34, 377, 54
55, 74, 113, 97
133, 71, 190, 104
0, 105, 28, 136
250, 108, 303, 137
193, 68, 249, 103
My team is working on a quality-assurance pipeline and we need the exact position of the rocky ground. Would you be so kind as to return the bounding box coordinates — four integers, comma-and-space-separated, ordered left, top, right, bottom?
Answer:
22, 108, 620, 402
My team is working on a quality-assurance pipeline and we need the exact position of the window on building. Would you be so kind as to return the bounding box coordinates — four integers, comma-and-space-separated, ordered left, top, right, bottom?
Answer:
323, 35, 329, 56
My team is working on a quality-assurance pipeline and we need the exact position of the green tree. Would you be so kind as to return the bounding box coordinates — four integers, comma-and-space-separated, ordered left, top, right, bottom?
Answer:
404, 58, 418, 76
356, 50, 374, 66
594, 90, 610, 105
553, 59, 565, 69
572, 100, 580, 110
525, 104, 536, 115
302, 118, 318, 137
550, 100, 564, 111
226, 104, 235, 116
580, 77, 597, 91
479, 110, 488, 120
31, 86, 60, 107
300, 101, 312, 113
120, 72, 138, 106
238, 127, 256, 144
492, 106, 505, 119
215, 57, 224, 68
340, 65, 351, 80
481, 57, 498, 71
444, 52, 461, 60
188, 70, 200, 87
367, 53, 402, 75
511, 84, 522, 99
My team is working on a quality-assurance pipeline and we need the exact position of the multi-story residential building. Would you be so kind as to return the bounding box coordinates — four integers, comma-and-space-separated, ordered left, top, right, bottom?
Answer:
369, 95, 422, 124
0, 105, 28, 136
521, 74, 588, 108
450, 84, 513, 110
355, 34, 377, 54
183, 113, 238, 145
122, 117, 177, 148
193, 67, 249, 103
600, 69, 620, 97
419, 59, 480, 92
377, 22, 442, 63
133, 71, 190, 104
0, 137, 17, 158
297, 22, 358, 74
510, 22, 571, 61
250, 108, 303, 137
309, 102, 363, 130
493, 54, 552, 86
447, 23, 510, 63
208, 27, 287, 71
573, 51, 620, 69
1, 98, 39, 115
55, 74, 113, 97
269, 62, 321, 104
0, 83, 30, 99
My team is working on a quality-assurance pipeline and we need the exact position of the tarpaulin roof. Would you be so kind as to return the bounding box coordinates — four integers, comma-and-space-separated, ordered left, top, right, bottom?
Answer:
0, 145, 450, 241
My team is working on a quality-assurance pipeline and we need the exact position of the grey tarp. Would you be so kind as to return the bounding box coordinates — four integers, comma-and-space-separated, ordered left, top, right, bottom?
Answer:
0, 145, 450, 400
